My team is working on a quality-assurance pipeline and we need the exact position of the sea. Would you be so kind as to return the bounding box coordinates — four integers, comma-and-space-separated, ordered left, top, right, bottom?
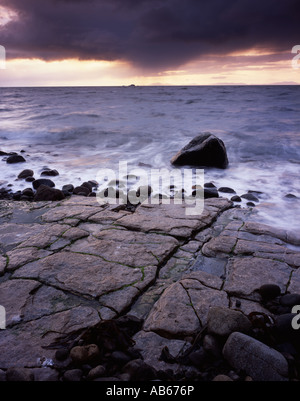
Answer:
0, 85, 300, 234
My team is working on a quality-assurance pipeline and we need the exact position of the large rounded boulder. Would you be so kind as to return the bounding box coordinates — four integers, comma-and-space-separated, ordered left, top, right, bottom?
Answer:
171, 132, 229, 169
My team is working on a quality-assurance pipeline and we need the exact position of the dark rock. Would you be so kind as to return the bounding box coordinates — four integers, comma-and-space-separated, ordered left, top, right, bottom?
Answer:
33, 185, 65, 202
248, 190, 264, 197
81, 182, 93, 192
12, 191, 22, 201
122, 359, 157, 381
22, 188, 34, 197
218, 187, 236, 194
204, 182, 217, 188
62, 184, 74, 193
87, 365, 106, 380
280, 294, 300, 307
88, 192, 96, 197
25, 176, 35, 182
188, 347, 209, 368
111, 351, 131, 366
6, 367, 34, 381
247, 202, 256, 207
241, 193, 259, 202
171, 132, 229, 169
204, 187, 219, 199
70, 344, 100, 364
257, 284, 281, 301
231, 195, 242, 202
18, 169, 34, 179
88, 180, 99, 188
0, 150, 8, 156
284, 194, 298, 199
55, 349, 69, 361
6, 154, 26, 164
73, 186, 91, 196
63, 369, 83, 382
32, 179, 55, 190
20, 195, 31, 201
41, 169, 59, 177
273, 313, 300, 344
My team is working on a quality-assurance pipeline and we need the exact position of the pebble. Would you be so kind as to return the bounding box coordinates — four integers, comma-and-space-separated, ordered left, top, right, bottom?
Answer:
41, 169, 59, 177
18, 169, 34, 179
87, 365, 106, 380
231, 195, 241, 202
280, 293, 300, 307
6, 155, 26, 164
6, 367, 34, 381
63, 369, 83, 382
241, 193, 259, 202
207, 306, 252, 337
257, 284, 281, 301
73, 186, 91, 196
218, 187, 236, 194
32, 178, 55, 190
70, 344, 100, 364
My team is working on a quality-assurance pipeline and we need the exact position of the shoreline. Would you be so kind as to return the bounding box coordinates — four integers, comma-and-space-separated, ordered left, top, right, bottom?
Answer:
0, 194, 300, 381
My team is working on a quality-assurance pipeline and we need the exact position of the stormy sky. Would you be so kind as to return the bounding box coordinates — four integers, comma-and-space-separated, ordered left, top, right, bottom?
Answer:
1, 0, 299, 71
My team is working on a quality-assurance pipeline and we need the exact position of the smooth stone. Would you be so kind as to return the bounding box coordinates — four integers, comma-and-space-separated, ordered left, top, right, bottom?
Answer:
231, 195, 242, 202
73, 186, 91, 196
62, 184, 74, 193
22, 188, 34, 197
87, 365, 106, 380
33, 185, 65, 201
207, 306, 252, 337
70, 344, 100, 364
63, 369, 83, 381
257, 284, 281, 301
6, 155, 26, 164
223, 332, 289, 381
25, 176, 35, 182
18, 169, 34, 179
241, 193, 259, 202
171, 132, 229, 169
6, 367, 34, 381
280, 293, 300, 307
212, 374, 233, 381
32, 179, 55, 190
218, 187, 236, 194
41, 169, 59, 177
204, 187, 219, 199
204, 182, 217, 188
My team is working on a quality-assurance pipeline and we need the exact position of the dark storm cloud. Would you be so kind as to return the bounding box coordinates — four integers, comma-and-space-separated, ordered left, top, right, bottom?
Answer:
1, 0, 299, 70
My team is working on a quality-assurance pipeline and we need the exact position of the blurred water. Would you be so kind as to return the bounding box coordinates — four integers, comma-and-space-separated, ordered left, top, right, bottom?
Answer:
0, 85, 299, 233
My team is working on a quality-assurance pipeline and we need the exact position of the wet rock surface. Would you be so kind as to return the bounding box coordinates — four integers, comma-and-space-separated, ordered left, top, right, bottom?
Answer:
0, 196, 300, 381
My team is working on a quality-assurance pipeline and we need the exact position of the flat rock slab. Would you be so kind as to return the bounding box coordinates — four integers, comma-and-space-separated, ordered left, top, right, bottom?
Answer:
1, 195, 300, 377
144, 271, 229, 337
69, 228, 179, 267
13, 251, 145, 298
0, 306, 100, 369
116, 198, 232, 238
223, 257, 292, 300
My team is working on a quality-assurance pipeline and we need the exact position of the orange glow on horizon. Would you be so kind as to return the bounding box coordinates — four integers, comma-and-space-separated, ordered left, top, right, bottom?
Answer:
0, 51, 299, 87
